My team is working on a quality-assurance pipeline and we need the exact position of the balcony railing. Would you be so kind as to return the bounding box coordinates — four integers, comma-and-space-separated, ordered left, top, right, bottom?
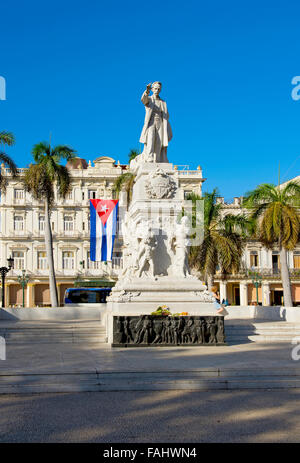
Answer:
112, 257, 123, 269
4, 168, 27, 175
177, 170, 201, 176
214, 267, 300, 279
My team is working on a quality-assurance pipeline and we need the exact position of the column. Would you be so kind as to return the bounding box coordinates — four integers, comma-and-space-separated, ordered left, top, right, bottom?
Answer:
262, 282, 271, 306
27, 283, 35, 307
240, 282, 248, 306
5, 283, 10, 308
57, 283, 62, 307
219, 281, 227, 304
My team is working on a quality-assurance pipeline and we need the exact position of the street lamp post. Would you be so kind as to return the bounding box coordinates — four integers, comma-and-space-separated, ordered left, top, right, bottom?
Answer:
0, 257, 14, 308
17, 270, 30, 308
249, 269, 262, 306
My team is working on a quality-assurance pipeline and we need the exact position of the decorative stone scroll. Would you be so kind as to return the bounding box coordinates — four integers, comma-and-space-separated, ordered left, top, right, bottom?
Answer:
116, 290, 141, 303
112, 315, 226, 347
194, 290, 216, 303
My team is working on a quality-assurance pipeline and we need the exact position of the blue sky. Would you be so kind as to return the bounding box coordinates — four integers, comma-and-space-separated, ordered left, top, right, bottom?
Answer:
1, 0, 300, 199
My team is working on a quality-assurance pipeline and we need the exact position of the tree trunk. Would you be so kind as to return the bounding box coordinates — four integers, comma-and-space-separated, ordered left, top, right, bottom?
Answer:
207, 274, 214, 291
44, 199, 58, 307
280, 247, 293, 307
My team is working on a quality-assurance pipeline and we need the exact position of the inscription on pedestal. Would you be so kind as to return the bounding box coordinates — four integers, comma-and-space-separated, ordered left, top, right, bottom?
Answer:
112, 315, 226, 347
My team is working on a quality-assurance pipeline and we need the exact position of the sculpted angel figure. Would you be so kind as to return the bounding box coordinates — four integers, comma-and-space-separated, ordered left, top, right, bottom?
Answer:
137, 231, 157, 278
167, 216, 191, 278
120, 213, 139, 280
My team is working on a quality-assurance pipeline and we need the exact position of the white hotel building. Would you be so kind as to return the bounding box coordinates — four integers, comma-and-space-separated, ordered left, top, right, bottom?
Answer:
0, 156, 205, 307
1, 155, 299, 307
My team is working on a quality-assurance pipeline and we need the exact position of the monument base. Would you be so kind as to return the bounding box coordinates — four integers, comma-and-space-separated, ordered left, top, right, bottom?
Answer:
106, 277, 217, 344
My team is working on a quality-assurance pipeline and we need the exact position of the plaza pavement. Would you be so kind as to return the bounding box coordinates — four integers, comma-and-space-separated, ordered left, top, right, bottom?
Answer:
1, 319, 300, 392
2, 390, 300, 442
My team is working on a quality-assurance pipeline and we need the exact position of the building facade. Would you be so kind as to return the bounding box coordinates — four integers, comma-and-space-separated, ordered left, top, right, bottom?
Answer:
214, 196, 300, 306
0, 157, 205, 307
1, 156, 299, 307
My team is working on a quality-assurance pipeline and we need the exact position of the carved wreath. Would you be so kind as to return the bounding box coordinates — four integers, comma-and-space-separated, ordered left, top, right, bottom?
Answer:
145, 168, 177, 199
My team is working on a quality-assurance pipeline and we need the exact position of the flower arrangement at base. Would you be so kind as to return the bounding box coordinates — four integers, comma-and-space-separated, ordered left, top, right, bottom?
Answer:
151, 305, 171, 316
150, 306, 189, 317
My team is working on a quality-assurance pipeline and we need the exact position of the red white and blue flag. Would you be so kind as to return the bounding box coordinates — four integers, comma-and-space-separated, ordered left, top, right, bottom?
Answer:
90, 199, 119, 261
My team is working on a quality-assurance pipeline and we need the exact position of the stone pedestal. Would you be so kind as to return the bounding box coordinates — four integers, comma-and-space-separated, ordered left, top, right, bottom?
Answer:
106, 162, 215, 345
107, 277, 216, 344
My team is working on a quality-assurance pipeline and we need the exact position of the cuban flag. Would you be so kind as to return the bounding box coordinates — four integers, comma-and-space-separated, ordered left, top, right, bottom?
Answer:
90, 199, 119, 261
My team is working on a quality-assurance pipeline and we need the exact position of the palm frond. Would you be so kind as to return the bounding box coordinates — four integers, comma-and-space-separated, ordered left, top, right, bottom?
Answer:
0, 131, 15, 146
243, 183, 278, 209
23, 164, 54, 204
0, 151, 18, 176
32, 142, 51, 163
128, 149, 139, 163
52, 145, 77, 161
55, 164, 71, 198
114, 172, 135, 193
282, 181, 300, 206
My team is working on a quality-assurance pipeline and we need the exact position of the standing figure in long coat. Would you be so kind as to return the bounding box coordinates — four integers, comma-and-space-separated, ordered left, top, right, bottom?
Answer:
139, 81, 173, 163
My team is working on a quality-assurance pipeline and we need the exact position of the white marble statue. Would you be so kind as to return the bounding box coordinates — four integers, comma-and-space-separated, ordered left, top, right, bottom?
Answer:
167, 216, 191, 278
121, 216, 157, 281
136, 230, 157, 278
138, 82, 172, 164
121, 213, 139, 280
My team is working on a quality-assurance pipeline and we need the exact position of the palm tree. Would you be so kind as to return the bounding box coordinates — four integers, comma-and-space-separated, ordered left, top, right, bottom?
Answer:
128, 149, 139, 163
188, 189, 250, 290
114, 149, 138, 207
243, 182, 300, 307
114, 171, 136, 206
24, 142, 76, 307
0, 131, 18, 188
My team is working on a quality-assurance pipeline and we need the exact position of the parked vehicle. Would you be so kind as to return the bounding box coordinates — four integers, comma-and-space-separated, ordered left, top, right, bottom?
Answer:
64, 287, 112, 304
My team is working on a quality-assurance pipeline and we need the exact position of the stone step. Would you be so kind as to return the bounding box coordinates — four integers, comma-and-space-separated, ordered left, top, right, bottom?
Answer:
0, 324, 107, 344
233, 326, 297, 330
225, 322, 300, 343
1, 369, 300, 393
227, 337, 297, 344
3, 339, 107, 344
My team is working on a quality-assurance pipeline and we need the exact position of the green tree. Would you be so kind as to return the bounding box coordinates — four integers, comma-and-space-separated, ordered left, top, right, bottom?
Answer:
114, 149, 138, 206
0, 131, 18, 188
114, 171, 136, 206
128, 149, 139, 163
24, 142, 76, 307
188, 190, 250, 290
243, 182, 300, 307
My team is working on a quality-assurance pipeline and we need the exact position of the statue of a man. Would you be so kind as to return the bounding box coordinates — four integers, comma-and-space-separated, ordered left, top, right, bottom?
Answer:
139, 82, 172, 163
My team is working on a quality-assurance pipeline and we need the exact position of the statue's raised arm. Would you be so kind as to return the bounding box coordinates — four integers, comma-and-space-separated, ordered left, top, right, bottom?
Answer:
141, 83, 152, 106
